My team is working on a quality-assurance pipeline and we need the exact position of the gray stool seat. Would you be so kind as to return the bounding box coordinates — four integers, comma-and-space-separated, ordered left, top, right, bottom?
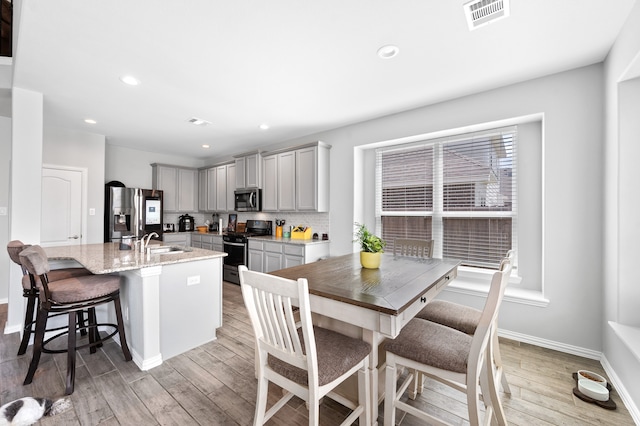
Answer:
416, 300, 481, 335
21, 268, 90, 290
269, 326, 371, 387
36, 274, 121, 304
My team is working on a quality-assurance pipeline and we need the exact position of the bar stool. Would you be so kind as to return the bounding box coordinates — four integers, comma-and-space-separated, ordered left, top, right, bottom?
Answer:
19, 245, 132, 395
7, 240, 92, 356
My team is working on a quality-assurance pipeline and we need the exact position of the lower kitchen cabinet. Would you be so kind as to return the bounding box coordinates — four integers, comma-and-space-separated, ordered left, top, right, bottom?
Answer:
247, 239, 329, 273
191, 233, 223, 251
163, 232, 191, 246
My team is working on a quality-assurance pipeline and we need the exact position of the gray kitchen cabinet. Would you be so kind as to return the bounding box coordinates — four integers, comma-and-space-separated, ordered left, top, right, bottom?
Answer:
247, 239, 330, 272
260, 142, 330, 212
235, 152, 262, 189
152, 164, 198, 212
191, 233, 223, 251
226, 163, 236, 211
199, 162, 235, 212
248, 240, 264, 272
262, 155, 278, 211
163, 232, 191, 246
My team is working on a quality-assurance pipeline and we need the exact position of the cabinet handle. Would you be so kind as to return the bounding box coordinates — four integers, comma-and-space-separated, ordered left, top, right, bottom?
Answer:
420, 296, 427, 303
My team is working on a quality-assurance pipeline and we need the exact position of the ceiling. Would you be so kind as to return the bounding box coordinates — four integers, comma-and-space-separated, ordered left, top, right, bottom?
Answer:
11, 0, 637, 159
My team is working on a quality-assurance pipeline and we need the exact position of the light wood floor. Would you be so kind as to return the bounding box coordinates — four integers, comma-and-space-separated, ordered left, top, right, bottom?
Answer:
0, 282, 635, 425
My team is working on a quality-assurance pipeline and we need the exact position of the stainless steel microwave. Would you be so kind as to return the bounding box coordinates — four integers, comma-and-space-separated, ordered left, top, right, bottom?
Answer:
234, 188, 261, 212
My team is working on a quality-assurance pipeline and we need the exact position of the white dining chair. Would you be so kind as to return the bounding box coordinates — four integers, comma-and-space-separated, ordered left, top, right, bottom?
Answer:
238, 265, 371, 426
414, 250, 515, 396
383, 257, 513, 426
393, 238, 434, 258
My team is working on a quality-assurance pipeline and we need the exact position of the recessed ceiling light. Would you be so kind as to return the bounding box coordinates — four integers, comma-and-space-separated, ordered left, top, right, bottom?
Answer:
259, 124, 270, 130
119, 75, 140, 86
202, 144, 210, 149
84, 119, 97, 124
377, 45, 399, 59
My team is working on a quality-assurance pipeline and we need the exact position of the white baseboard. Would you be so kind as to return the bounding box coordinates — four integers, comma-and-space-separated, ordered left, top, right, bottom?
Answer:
498, 328, 602, 360
499, 328, 640, 425
601, 355, 640, 425
0, 298, 7, 304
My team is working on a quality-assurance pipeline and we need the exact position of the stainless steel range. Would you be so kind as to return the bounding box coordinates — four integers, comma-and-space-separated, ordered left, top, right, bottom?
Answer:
223, 219, 272, 284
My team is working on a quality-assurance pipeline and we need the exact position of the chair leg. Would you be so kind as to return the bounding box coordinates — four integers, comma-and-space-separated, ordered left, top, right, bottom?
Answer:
78, 309, 87, 337
483, 340, 507, 426
66, 311, 77, 395
87, 307, 99, 354
18, 292, 37, 356
23, 308, 48, 385
253, 375, 269, 425
357, 364, 371, 426
492, 330, 511, 394
113, 296, 132, 361
384, 358, 397, 426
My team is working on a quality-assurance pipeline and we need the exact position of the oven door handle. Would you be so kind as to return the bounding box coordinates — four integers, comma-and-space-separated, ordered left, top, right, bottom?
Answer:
224, 241, 246, 247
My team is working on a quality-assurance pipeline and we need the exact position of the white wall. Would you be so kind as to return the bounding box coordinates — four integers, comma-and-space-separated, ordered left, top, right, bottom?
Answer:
105, 144, 205, 189
603, 0, 640, 419
43, 127, 106, 244
0, 116, 10, 302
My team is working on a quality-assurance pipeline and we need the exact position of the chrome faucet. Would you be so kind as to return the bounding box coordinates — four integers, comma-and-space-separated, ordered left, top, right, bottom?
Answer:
141, 232, 159, 253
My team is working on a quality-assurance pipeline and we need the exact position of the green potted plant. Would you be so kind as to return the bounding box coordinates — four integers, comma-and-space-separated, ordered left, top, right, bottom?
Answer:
354, 222, 386, 269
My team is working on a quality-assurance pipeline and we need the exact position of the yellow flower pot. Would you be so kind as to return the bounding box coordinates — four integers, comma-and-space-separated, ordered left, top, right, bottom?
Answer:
360, 251, 382, 269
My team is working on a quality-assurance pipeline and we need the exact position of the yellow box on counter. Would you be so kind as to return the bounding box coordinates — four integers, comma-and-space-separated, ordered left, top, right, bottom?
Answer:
291, 226, 312, 239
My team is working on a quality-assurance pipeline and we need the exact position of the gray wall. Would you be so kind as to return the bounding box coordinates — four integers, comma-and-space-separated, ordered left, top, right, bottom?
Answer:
0, 116, 10, 301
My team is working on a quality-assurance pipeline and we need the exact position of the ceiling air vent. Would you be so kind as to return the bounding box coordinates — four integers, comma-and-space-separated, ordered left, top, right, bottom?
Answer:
463, 0, 510, 31
187, 117, 211, 126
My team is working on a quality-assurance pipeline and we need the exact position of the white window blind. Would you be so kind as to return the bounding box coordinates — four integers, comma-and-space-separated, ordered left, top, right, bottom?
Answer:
376, 126, 517, 269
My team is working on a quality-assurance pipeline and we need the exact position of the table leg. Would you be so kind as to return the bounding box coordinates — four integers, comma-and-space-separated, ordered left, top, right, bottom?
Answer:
363, 329, 384, 426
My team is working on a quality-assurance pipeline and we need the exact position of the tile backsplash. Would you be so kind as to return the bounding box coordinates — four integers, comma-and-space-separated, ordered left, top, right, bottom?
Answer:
164, 212, 330, 238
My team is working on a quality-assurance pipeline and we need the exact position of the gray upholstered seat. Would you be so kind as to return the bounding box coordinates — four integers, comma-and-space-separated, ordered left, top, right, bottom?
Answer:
268, 326, 372, 387
416, 299, 480, 335
384, 318, 472, 374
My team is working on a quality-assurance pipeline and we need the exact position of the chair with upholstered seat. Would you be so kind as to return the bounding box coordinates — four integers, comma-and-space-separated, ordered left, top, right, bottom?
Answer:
238, 265, 371, 426
383, 256, 513, 426
414, 250, 515, 395
19, 245, 132, 395
393, 238, 434, 259
7, 240, 92, 356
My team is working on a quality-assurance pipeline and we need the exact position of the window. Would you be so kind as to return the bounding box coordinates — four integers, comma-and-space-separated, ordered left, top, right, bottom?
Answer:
376, 126, 517, 270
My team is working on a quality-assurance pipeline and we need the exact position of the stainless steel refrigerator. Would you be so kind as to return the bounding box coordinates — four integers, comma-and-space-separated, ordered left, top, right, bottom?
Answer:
105, 183, 163, 244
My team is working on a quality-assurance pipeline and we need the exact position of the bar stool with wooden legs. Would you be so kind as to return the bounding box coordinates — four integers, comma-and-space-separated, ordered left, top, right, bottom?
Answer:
19, 245, 132, 395
7, 240, 92, 356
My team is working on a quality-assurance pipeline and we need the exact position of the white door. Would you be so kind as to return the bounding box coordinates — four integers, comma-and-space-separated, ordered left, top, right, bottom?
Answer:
41, 167, 83, 246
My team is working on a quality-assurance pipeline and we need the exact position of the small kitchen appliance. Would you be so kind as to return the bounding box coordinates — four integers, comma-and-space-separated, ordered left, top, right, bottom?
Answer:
178, 214, 195, 232
163, 223, 175, 233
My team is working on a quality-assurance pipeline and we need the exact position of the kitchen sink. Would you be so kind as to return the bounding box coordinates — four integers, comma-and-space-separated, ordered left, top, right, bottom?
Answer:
148, 245, 188, 255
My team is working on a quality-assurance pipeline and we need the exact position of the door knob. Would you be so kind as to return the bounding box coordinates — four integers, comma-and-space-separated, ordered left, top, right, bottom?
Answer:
68, 235, 80, 239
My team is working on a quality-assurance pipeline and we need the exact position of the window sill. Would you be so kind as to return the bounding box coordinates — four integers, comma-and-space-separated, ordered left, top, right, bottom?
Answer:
609, 321, 640, 363
445, 266, 549, 307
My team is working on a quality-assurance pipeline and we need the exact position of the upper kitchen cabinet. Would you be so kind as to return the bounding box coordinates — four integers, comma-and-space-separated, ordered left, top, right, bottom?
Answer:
198, 162, 236, 212
262, 142, 331, 212
234, 151, 262, 189
152, 163, 198, 212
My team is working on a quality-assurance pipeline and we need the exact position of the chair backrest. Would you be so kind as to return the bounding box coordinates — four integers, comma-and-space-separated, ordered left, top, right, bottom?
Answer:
393, 238, 434, 258
238, 265, 318, 384
467, 254, 513, 380
7, 240, 30, 275
19, 245, 51, 276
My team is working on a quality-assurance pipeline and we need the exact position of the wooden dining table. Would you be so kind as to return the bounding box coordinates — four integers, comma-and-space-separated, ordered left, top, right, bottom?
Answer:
270, 252, 460, 425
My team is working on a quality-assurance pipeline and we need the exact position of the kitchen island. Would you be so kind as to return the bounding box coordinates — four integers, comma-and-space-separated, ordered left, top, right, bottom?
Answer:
44, 242, 227, 370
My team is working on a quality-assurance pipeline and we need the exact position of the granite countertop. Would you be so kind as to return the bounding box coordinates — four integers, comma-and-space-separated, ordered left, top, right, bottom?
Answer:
248, 235, 330, 245
44, 242, 226, 274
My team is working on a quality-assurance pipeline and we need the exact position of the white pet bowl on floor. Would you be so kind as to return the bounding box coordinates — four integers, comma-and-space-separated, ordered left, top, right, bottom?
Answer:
578, 379, 609, 402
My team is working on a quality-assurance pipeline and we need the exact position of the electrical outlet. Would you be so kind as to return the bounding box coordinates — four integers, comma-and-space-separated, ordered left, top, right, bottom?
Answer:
0, 207, 7, 216
89, 208, 95, 216
187, 275, 200, 286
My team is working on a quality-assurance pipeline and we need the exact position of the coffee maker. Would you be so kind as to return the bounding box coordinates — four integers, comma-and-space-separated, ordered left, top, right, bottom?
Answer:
209, 213, 220, 232
178, 214, 195, 232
